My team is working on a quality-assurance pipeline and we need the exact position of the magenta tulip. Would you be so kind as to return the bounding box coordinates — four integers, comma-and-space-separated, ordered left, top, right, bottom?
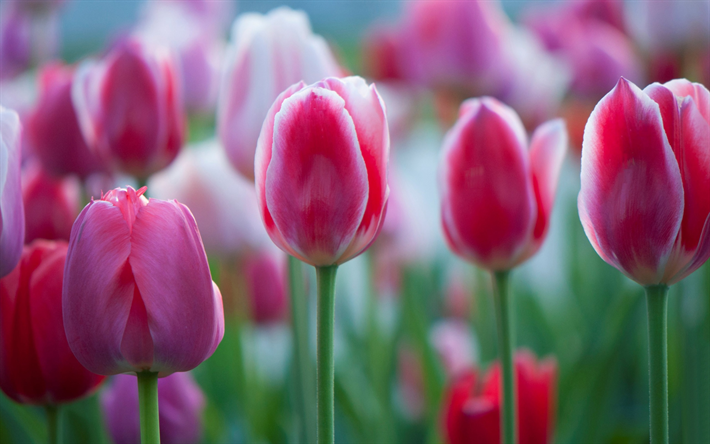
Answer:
579, 78, 710, 286
27, 62, 106, 179
255, 76, 389, 267
22, 161, 80, 243
217, 7, 342, 180
62, 186, 224, 376
440, 97, 568, 271
72, 38, 185, 180
101, 372, 205, 444
0, 240, 105, 405
243, 248, 288, 324
0, 106, 24, 278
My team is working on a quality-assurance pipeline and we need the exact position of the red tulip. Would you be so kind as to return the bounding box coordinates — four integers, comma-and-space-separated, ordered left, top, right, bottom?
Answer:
579, 78, 710, 285
254, 76, 389, 266
0, 106, 24, 278
218, 7, 342, 180
27, 62, 106, 179
72, 38, 185, 180
22, 161, 80, 243
444, 350, 557, 444
62, 186, 224, 375
440, 97, 568, 271
0, 240, 105, 405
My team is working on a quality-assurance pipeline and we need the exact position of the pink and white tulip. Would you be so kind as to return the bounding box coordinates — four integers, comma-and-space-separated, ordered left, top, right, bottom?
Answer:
579, 78, 710, 285
255, 76, 389, 267
0, 106, 24, 277
217, 7, 342, 180
72, 38, 185, 180
62, 186, 224, 375
440, 97, 568, 271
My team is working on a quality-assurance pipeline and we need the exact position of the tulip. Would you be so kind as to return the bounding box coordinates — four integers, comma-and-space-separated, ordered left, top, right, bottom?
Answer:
429, 320, 476, 381
22, 161, 80, 243
0, 106, 25, 278
72, 38, 185, 181
440, 97, 567, 444
444, 350, 557, 444
243, 248, 288, 325
27, 62, 106, 179
217, 7, 341, 180
579, 77, 710, 444
255, 75, 389, 444
63, 185, 223, 442
0, 240, 106, 441
101, 372, 205, 444
0, 4, 31, 80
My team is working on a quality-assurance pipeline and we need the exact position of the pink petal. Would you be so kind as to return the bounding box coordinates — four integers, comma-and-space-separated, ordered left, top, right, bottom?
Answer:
578, 78, 683, 285
0, 107, 24, 278
663, 79, 710, 124
129, 199, 222, 374
318, 77, 390, 263
254, 81, 307, 261
440, 97, 535, 270
265, 87, 369, 266
62, 202, 135, 375
517, 118, 568, 264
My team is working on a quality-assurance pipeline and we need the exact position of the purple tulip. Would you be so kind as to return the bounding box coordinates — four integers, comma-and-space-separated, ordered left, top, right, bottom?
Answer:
0, 106, 25, 277
101, 372, 205, 444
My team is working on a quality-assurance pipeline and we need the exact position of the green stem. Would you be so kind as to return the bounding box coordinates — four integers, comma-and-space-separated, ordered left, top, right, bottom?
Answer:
492, 270, 517, 444
289, 255, 316, 444
137, 371, 160, 444
316, 265, 338, 444
45, 405, 59, 444
645, 285, 669, 444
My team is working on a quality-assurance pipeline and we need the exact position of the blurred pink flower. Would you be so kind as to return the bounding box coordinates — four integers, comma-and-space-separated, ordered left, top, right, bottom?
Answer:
0, 106, 25, 277
243, 248, 289, 325
101, 372, 205, 444
62, 186, 224, 375
72, 38, 185, 180
22, 161, 80, 243
217, 7, 342, 180
430, 320, 477, 380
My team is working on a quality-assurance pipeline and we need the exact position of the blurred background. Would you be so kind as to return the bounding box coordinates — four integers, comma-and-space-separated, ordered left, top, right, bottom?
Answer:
1, 0, 709, 443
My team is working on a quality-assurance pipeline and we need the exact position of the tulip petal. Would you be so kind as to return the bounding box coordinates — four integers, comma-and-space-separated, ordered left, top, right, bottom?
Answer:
440, 97, 535, 270
443, 371, 477, 444
320, 77, 390, 263
518, 118, 568, 264
265, 87, 369, 266
129, 200, 221, 374
0, 108, 24, 278
255, 81, 307, 261
578, 78, 683, 285
664, 79, 710, 124
460, 399, 500, 444
63, 202, 135, 375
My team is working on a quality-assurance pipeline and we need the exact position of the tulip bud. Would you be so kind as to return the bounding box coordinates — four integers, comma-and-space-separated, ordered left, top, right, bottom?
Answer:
579, 78, 710, 285
22, 161, 80, 243
0, 4, 31, 80
443, 350, 557, 444
62, 186, 224, 375
242, 247, 288, 324
0, 106, 25, 278
27, 62, 106, 179
255, 76, 390, 267
0, 240, 105, 404
101, 372, 205, 444
440, 97, 568, 271
217, 7, 341, 180
72, 38, 185, 180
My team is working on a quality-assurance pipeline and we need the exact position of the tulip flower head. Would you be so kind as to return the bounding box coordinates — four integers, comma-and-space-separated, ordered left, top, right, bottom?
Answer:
440, 97, 568, 271
218, 7, 342, 180
579, 78, 710, 286
443, 350, 557, 444
62, 186, 224, 376
0, 106, 24, 278
0, 240, 105, 405
72, 38, 185, 180
255, 76, 390, 267
101, 372, 205, 444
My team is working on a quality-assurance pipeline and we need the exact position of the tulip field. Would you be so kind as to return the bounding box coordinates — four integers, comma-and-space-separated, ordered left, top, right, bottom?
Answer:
1, 1, 709, 444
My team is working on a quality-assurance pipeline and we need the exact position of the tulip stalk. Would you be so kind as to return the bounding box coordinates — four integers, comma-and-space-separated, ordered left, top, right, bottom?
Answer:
137, 371, 160, 444
46, 405, 59, 444
288, 255, 317, 444
492, 270, 517, 444
645, 285, 669, 444
316, 265, 338, 444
